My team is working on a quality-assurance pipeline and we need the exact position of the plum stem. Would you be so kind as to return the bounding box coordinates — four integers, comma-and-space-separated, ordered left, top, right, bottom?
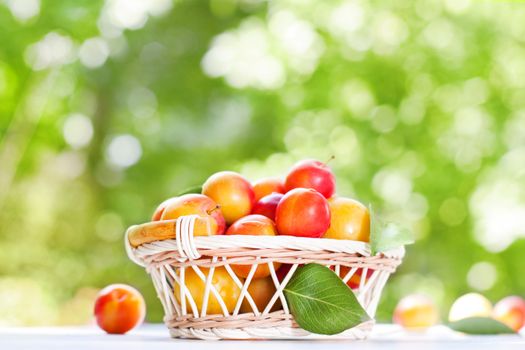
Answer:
207, 205, 220, 215
325, 155, 335, 165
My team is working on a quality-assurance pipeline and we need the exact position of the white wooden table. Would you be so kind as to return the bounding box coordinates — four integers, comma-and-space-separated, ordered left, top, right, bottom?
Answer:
1, 324, 523, 350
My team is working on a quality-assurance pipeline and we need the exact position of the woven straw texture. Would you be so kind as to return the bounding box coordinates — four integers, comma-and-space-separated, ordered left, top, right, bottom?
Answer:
126, 215, 404, 340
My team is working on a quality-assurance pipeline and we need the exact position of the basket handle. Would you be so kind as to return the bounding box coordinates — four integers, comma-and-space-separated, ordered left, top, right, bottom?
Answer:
125, 215, 204, 266
174, 215, 202, 260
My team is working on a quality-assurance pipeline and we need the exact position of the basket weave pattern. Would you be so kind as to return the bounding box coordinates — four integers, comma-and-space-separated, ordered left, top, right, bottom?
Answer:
126, 215, 404, 340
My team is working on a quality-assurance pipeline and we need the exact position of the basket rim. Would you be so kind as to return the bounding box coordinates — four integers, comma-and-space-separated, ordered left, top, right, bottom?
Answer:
125, 216, 405, 267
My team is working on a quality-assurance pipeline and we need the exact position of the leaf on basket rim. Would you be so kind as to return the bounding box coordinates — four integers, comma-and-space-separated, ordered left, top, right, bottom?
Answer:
283, 263, 371, 335
448, 317, 517, 335
370, 204, 414, 255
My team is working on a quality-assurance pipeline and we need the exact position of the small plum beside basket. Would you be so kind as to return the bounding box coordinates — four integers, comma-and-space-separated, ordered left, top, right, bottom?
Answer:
125, 215, 404, 340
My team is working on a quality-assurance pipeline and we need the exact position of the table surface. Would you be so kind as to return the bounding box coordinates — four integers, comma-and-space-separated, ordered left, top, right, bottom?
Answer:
0, 324, 523, 350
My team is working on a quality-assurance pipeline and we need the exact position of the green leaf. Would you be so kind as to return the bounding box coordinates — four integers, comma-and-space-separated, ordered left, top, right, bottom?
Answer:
177, 186, 202, 196
370, 205, 414, 255
283, 263, 371, 335
448, 317, 516, 335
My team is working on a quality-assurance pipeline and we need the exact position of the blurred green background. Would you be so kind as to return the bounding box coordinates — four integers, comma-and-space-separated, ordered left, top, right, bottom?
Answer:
1, 0, 525, 326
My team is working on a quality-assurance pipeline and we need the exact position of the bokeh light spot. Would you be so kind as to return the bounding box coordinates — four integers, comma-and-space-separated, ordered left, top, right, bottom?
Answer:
24, 32, 75, 70
62, 114, 94, 149
4, 0, 40, 22
372, 169, 413, 205
79, 38, 109, 69
467, 262, 497, 291
106, 134, 142, 168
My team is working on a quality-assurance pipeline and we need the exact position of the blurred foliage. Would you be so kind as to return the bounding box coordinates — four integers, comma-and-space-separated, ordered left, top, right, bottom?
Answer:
1, 0, 525, 325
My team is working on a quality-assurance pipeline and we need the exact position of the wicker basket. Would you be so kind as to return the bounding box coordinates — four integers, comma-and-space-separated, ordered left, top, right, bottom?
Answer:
125, 215, 404, 340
